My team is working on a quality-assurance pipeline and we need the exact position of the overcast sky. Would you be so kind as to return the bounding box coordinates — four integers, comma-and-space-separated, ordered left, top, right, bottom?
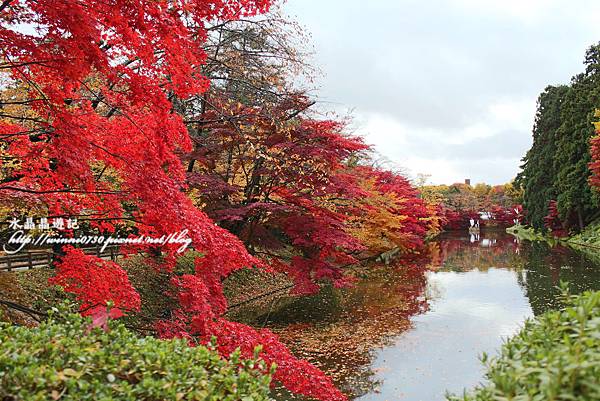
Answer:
282, 0, 600, 185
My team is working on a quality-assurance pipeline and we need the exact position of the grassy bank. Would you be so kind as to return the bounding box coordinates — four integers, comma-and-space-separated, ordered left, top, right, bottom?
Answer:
507, 223, 600, 263
566, 221, 600, 263
448, 290, 600, 400
506, 224, 557, 244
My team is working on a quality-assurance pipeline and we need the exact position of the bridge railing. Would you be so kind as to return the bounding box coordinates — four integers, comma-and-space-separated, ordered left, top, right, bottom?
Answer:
0, 245, 120, 272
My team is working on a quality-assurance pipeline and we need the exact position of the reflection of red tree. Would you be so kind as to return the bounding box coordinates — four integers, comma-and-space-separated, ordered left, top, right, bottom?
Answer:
420, 235, 522, 271
545, 245, 570, 284
424, 242, 443, 269
272, 260, 429, 398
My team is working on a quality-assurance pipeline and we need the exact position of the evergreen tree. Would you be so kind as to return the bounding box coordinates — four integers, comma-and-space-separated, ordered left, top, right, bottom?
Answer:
517, 43, 600, 231
553, 73, 598, 229
516, 85, 568, 230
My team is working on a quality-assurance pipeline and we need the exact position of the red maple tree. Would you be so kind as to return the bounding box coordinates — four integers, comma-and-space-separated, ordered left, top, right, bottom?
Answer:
1, 2, 438, 400
544, 200, 567, 237
0, 1, 350, 399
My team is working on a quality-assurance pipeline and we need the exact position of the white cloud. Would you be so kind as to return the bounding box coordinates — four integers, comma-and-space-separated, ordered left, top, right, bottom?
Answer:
357, 113, 410, 148
401, 157, 463, 184
488, 98, 537, 131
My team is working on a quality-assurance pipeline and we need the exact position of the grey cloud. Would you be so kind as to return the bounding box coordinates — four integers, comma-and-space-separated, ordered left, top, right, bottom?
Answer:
404, 129, 532, 161
284, 0, 600, 183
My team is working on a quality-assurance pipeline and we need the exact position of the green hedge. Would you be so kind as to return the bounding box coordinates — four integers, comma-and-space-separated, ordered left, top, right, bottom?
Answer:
448, 290, 600, 401
0, 308, 274, 401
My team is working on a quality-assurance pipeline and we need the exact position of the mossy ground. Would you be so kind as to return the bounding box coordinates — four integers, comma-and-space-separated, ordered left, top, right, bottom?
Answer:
0, 254, 297, 329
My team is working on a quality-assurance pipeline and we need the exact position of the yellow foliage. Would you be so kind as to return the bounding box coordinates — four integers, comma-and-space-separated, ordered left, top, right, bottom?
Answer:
345, 177, 415, 255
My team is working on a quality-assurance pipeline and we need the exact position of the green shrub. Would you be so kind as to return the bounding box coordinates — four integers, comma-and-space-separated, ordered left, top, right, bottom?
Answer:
0, 307, 274, 401
448, 290, 600, 401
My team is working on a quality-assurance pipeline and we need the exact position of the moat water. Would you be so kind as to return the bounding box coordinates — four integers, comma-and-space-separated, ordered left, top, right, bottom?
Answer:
264, 231, 600, 401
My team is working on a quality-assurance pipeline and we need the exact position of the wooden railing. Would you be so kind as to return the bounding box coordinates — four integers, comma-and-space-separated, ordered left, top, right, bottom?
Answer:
0, 245, 120, 272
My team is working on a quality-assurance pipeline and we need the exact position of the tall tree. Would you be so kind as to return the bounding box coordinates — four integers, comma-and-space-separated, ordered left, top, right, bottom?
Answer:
554, 51, 600, 228
517, 43, 600, 232
516, 85, 568, 230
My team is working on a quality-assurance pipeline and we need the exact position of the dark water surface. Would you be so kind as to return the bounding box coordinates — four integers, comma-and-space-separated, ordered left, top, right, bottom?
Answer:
266, 231, 600, 401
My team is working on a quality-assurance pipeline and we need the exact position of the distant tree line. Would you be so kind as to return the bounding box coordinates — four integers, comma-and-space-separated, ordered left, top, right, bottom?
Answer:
419, 181, 522, 229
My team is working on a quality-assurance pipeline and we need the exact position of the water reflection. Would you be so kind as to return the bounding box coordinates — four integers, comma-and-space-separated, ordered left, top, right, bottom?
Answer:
264, 231, 600, 400
360, 269, 532, 401
268, 266, 429, 398
521, 241, 600, 315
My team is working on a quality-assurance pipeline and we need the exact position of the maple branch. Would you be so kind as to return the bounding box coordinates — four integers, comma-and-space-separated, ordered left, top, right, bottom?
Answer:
0, 98, 46, 106
184, 117, 239, 124
0, 61, 50, 70
0, 298, 47, 322
209, 74, 290, 98
225, 250, 384, 313
0, 113, 47, 124
0, 298, 153, 332
0, 186, 125, 195
285, 100, 315, 120
0, 128, 47, 139
95, 164, 109, 180
0, 0, 12, 13
205, 18, 270, 31
226, 283, 295, 311
200, 96, 251, 180
88, 141, 128, 163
